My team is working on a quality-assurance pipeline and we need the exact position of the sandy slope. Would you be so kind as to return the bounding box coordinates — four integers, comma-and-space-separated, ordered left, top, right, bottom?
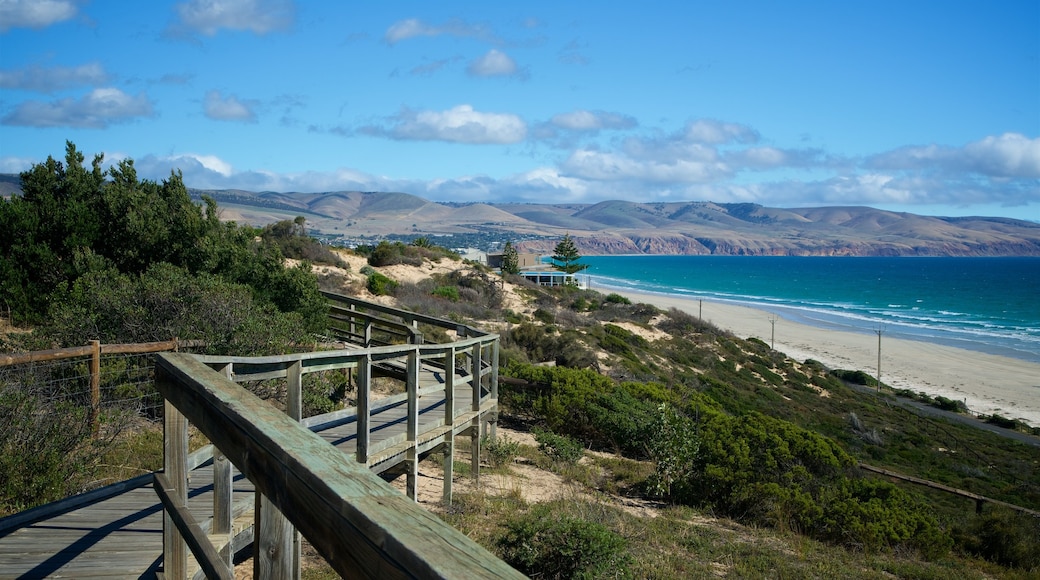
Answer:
616, 290, 1040, 426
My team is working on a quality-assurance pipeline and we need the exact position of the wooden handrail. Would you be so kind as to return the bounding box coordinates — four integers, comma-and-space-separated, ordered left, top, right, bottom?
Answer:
154, 353, 521, 579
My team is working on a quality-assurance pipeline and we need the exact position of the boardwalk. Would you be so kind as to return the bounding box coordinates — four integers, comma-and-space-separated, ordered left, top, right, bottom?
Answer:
0, 292, 511, 579
0, 374, 488, 578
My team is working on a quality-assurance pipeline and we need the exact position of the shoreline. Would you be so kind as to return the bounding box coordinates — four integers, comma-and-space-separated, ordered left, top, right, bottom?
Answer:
613, 289, 1040, 426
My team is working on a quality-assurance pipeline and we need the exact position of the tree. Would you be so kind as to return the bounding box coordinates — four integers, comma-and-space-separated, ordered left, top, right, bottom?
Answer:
550, 234, 587, 274
501, 241, 520, 275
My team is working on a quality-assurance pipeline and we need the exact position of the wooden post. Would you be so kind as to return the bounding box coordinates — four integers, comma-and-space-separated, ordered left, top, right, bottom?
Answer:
212, 363, 234, 570
163, 398, 188, 578
489, 340, 499, 440
406, 350, 420, 501
285, 359, 303, 579
442, 346, 455, 506
356, 354, 371, 464
89, 340, 101, 437
349, 303, 356, 343
470, 343, 482, 482
256, 494, 293, 579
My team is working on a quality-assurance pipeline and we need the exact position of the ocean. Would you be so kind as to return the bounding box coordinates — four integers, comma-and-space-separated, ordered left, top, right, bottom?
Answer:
581, 256, 1040, 364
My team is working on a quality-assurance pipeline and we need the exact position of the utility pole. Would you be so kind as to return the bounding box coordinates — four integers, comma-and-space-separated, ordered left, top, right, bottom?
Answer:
699, 299, 703, 320
874, 325, 885, 393
768, 314, 778, 350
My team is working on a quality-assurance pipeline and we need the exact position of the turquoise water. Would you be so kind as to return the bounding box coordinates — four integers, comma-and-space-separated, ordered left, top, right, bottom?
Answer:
582, 256, 1040, 364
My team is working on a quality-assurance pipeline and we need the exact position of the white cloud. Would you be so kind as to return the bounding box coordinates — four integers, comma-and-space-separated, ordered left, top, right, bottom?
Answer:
0, 156, 36, 173
550, 110, 636, 132
384, 18, 494, 45
868, 133, 1040, 179
562, 148, 730, 183
171, 0, 294, 36
360, 105, 527, 144
0, 0, 77, 32
203, 90, 258, 122
1, 88, 154, 128
0, 62, 109, 92
467, 49, 518, 77
961, 133, 1040, 178
683, 119, 759, 145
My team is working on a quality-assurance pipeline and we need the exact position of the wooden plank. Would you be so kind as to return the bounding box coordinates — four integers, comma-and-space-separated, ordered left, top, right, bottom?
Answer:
153, 472, 233, 580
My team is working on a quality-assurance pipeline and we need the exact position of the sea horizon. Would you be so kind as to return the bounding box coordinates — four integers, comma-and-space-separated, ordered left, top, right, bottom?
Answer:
580, 255, 1040, 365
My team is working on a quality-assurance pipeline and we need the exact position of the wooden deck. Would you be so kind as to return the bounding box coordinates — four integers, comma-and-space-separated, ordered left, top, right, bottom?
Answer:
0, 362, 494, 578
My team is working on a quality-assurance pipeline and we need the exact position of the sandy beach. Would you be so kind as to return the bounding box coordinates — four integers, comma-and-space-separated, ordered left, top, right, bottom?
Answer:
615, 290, 1040, 426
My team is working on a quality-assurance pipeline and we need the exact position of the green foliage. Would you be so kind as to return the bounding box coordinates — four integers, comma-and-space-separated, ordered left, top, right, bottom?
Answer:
500, 241, 520, 275
44, 262, 306, 355
431, 285, 460, 302
0, 142, 328, 339
550, 234, 588, 275
496, 502, 631, 579
261, 218, 345, 267
0, 383, 116, 515
365, 239, 459, 267
366, 271, 398, 296
482, 434, 522, 469
831, 369, 877, 387
604, 293, 631, 305
641, 410, 951, 556
533, 428, 585, 464
957, 508, 1040, 569
502, 362, 661, 457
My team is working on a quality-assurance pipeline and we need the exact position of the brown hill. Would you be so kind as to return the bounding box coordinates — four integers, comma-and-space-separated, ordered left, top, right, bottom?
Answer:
4, 175, 1038, 255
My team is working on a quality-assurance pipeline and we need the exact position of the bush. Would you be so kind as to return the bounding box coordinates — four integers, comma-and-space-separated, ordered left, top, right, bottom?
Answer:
604, 293, 631, 305
431, 285, 460, 302
959, 508, 1040, 569
482, 434, 521, 469
366, 271, 398, 296
534, 429, 584, 464
496, 502, 630, 579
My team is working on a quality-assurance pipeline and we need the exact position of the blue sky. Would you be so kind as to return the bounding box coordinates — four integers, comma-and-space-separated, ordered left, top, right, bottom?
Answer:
1, 0, 1038, 220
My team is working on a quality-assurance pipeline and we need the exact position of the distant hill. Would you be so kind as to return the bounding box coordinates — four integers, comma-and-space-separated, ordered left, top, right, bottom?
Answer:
3, 175, 1038, 256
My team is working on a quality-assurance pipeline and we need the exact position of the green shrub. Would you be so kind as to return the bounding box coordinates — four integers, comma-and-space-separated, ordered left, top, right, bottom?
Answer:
431, 285, 460, 302
959, 508, 1040, 569
533, 308, 555, 324
604, 293, 631, 305
830, 369, 876, 387
931, 395, 967, 413
496, 502, 630, 579
534, 429, 585, 464
366, 271, 398, 295
482, 434, 521, 469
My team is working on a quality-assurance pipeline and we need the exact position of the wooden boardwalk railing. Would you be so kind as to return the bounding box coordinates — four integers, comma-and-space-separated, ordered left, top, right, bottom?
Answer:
0, 294, 522, 579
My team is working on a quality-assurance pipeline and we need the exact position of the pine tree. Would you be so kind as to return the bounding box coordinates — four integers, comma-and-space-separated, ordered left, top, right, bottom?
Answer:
551, 234, 588, 274
501, 241, 520, 275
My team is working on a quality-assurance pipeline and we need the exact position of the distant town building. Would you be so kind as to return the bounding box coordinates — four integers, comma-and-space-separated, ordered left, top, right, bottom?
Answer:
487, 252, 589, 289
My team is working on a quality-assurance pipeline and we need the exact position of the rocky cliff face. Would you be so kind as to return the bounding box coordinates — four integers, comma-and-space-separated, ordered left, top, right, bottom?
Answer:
521, 233, 1040, 257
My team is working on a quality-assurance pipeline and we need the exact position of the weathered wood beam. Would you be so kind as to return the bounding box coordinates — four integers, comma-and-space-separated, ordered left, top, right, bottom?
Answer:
155, 353, 522, 580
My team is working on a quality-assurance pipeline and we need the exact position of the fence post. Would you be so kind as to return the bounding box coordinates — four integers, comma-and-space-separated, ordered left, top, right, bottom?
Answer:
212, 363, 234, 571
356, 354, 371, 464
490, 339, 499, 440
442, 346, 455, 506
470, 342, 481, 483
89, 340, 101, 437
285, 359, 303, 578
406, 349, 419, 501
162, 396, 189, 578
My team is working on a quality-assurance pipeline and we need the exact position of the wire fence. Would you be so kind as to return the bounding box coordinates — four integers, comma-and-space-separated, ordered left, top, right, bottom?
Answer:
0, 340, 199, 429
